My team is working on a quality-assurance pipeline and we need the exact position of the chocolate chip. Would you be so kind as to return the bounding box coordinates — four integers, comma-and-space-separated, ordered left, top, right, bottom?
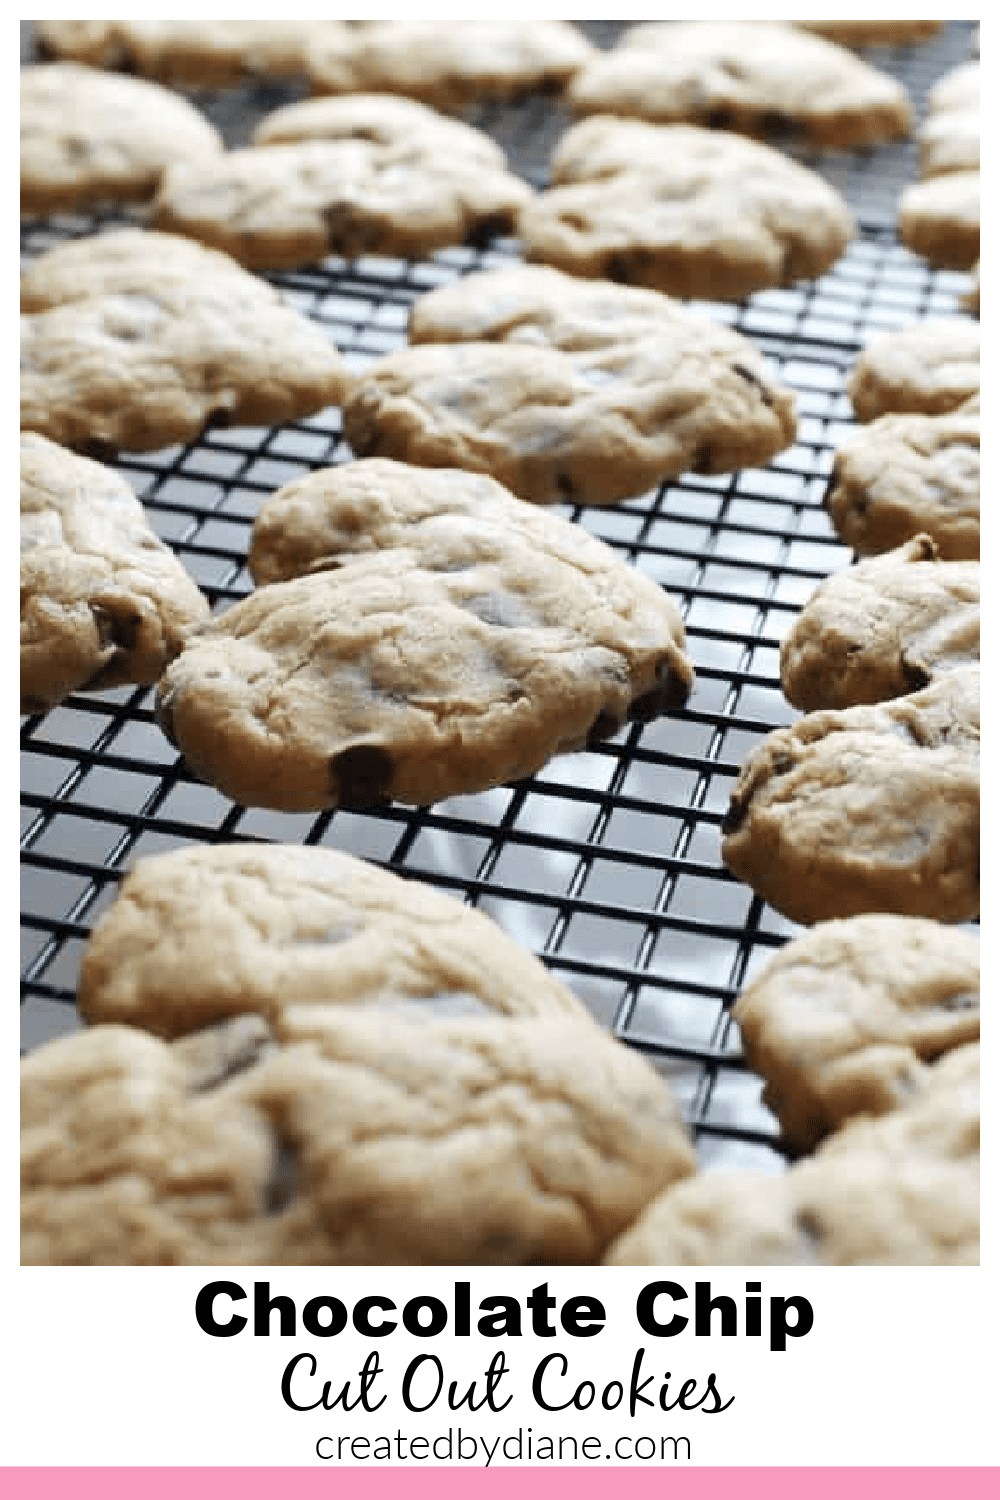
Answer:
900, 656, 932, 693
606, 253, 634, 285
331, 743, 394, 809
556, 472, 576, 501
587, 709, 621, 746
705, 107, 734, 129
91, 603, 141, 652
720, 794, 749, 837
627, 665, 691, 722
466, 212, 513, 249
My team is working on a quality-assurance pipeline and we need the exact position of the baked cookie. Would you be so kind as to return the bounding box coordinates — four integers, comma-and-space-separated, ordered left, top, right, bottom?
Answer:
604, 1043, 979, 1265
305, 20, 594, 111
517, 119, 855, 300
77, 841, 590, 1038
919, 62, 979, 179
20, 62, 221, 215
791, 20, 944, 47
152, 137, 532, 271
721, 666, 979, 926
733, 915, 979, 1153
156, 461, 694, 810
34, 19, 349, 87
780, 535, 979, 712
343, 266, 798, 504
20, 433, 208, 713
847, 319, 979, 422
20, 229, 349, 454
826, 399, 979, 561
21, 1006, 696, 1265
898, 170, 980, 270
252, 92, 507, 168
567, 22, 913, 148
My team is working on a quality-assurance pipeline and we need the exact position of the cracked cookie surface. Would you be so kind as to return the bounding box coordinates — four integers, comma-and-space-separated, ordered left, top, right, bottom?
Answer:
158, 459, 694, 809
343, 266, 797, 505
20, 61, 222, 215
20, 433, 209, 713
733, 915, 979, 1154
20, 229, 349, 454
826, 399, 979, 560
780, 535, 979, 711
22, 1006, 696, 1264
77, 841, 591, 1038
604, 1042, 979, 1265
721, 667, 980, 926
567, 22, 912, 148
517, 119, 854, 300
152, 132, 532, 271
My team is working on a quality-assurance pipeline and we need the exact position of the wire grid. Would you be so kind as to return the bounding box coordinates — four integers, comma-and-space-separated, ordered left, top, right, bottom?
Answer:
20, 21, 978, 1181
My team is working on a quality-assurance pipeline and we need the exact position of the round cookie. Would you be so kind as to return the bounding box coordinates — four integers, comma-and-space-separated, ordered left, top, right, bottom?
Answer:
605, 1042, 979, 1266
20, 433, 209, 713
733, 915, 979, 1153
34, 19, 349, 87
21, 1007, 697, 1265
566, 22, 913, 148
517, 119, 855, 301
779, 535, 979, 711
20, 61, 222, 216
156, 462, 695, 810
343, 266, 798, 505
826, 400, 979, 561
77, 841, 591, 1039
252, 92, 507, 168
898, 171, 980, 271
847, 319, 979, 422
720, 667, 980, 926
20, 229, 349, 455
152, 137, 532, 271
304, 20, 595, 111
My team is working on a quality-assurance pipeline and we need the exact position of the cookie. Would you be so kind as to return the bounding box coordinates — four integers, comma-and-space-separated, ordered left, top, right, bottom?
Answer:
898, 171, 980, 270
22, 1004, 696, 1265
779, 535, 979, 712
343, 266, 798, 505
20, 432, 209, 713
20, 229, 349, 455
847, 319, 979, 422
567, 22, 913, 148
721, 666, 980, 926
152, 136, 532, 271
155, 460, 694, 810
34, 19, 349, 87
305, 20, 594, 111
826, 399, 979, 561
77, 841, 591, 1038
919, 62, 979, 179
252, 91, 508, 168
20, 61, 222, 215
791, 21, 944, 47
604, 1043, 979, 1266
732, 915, 979, 1153
517, 119, 855, 301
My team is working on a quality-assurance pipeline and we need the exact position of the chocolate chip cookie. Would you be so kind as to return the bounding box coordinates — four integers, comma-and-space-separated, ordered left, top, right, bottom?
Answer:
22, 1006, 696, 1264
733, 915, 979, 1153
780, 535, 979, 711
21, 432, 209, 713
826, 398, 979, 560
156, 459, 694, 809
604, 1042, 979, 1265
847, 319, 979, 422
77, 841, 592, 1038
517, 119, 855, 300
721, 666, 980, 926
567, 22, 913, 148
20, 61, 222, 215
20, 229, 349, 454
343, 265, 798, 505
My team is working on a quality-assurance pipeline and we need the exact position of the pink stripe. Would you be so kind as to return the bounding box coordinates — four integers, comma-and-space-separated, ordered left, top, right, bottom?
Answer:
3, 1470, 997, 1499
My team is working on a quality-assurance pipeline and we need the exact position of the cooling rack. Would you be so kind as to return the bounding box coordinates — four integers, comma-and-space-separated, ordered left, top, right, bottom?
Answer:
20, 21, 978, 1182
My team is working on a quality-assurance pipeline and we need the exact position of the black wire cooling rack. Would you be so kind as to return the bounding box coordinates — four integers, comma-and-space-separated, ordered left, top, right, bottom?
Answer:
20, 21, 978, 1180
